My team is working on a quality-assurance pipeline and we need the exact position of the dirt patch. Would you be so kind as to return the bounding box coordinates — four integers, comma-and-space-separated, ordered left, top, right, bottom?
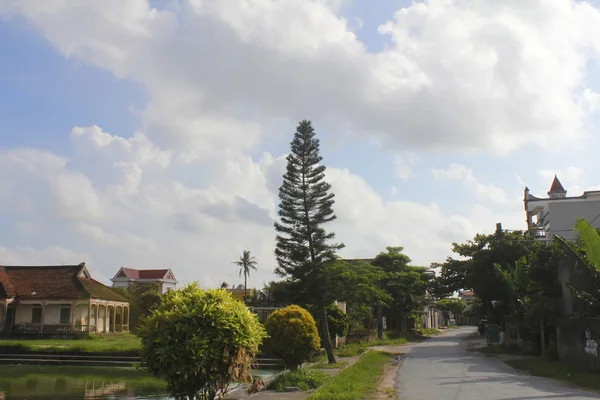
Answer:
374, 353, 404, 400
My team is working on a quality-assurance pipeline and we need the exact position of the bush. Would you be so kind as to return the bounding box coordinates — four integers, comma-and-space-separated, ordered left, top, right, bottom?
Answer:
267, 370, 328, 392
138, 284, 267, 400
264, 305, 321, 370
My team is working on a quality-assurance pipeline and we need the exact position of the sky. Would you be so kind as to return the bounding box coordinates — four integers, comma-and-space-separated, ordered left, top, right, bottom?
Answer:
2, 0, 600, 288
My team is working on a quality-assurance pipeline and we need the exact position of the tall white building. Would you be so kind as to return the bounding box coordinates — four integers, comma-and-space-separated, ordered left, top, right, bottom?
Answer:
524, 176, 600, 243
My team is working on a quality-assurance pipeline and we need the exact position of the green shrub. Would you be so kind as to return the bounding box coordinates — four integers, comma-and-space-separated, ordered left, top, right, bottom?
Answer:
138, 284, 267, 400
267, 370, 328, 392
264, 305, 321, 370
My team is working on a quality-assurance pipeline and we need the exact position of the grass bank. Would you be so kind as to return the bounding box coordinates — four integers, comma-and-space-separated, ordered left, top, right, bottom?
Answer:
331, 329, 439, 357
308, 350, 392, 400
266, 370, 329, 392
505, 358, 600, 391
0, 333, 141, 353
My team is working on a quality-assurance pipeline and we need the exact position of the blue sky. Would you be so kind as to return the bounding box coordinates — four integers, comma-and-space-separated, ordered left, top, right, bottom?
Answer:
1, 0, 600, 286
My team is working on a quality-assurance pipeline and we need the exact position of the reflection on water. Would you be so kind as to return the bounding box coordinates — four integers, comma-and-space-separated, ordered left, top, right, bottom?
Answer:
0, 366, 171, 399
0, 366, 278, 400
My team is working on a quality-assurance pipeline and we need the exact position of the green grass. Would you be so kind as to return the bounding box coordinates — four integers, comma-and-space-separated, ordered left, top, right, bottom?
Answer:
331, 331, 429, 357
310, 361, 348, 369
308, 350, 393, 400
0, 333, 141, 353
334, 343, 368, 357
505, 358, 600, 391
416, 328, 442, 335
266, 369, 329, 392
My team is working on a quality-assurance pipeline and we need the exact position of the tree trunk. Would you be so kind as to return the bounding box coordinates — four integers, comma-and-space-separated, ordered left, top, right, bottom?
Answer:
244, 272, 248, 304
540, 315, 545, 357
320, 300, 337, 364
376, 303, 383, 340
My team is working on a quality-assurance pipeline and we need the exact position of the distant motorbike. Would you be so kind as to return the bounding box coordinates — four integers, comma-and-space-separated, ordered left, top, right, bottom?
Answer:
478, 319, 488, 336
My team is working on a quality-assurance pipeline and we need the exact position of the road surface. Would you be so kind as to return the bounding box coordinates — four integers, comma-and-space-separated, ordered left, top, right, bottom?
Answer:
396, 326, 600, 400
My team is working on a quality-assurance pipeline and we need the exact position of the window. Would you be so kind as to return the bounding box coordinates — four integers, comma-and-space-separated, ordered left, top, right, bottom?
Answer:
31, 305, 42, 324
60, 305, 71, 324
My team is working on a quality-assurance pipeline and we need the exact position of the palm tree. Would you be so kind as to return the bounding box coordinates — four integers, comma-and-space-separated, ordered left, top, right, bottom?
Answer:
233, 250, 258, 303
220, 281, 229, 289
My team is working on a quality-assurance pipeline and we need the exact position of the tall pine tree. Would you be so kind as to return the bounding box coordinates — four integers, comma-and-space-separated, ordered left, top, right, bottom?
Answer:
274, 120, 344, 364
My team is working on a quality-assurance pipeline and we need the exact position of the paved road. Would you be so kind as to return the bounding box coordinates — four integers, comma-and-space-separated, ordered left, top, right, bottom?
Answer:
396, 326, 600, 400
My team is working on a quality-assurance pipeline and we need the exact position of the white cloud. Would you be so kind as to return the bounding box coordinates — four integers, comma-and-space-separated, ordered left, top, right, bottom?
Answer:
432, 163, 510, 204
394, 153, 419, 180
2, 0, 600, 156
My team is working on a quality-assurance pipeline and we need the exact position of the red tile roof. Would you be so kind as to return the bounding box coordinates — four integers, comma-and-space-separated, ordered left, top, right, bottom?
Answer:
120, 268, 172, 280
548, 175, 566, 193
0, 263, 126, 302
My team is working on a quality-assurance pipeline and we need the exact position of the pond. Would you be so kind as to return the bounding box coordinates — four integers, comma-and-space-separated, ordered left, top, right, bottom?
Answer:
0, 366, 278, 399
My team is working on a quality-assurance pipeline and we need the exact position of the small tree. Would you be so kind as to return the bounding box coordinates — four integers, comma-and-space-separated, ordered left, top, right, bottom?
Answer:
436, 298, 466, 325
264, 305, 321, 370
233, 250, 258, 303
113, 282, 162, 333
139, 284, 267, 400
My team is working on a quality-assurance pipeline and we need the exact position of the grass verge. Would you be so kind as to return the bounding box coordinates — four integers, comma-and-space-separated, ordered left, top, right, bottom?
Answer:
308, 351, 393, 400
331, 330, 435, 358
266, 370, 329, 392
310, 361, 348, 369
0, 333, 141, 353
505, 358, 600, 391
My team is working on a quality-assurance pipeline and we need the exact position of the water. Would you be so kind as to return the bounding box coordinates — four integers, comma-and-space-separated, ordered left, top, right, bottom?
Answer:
0, 366, 278, 399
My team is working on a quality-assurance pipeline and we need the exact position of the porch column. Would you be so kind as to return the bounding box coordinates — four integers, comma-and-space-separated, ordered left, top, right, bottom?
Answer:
111, 304, 116, 333
71, 301, 77, 332
125, 306, 130, 332
87, 302, 92, 333
0, 302, 6, 332
104, 304, 109, 333
120, 305, 124, 332
41, 301, 47, 333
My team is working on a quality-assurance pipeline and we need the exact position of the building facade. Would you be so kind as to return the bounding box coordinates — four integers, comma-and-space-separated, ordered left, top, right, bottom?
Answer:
524, 176, 600, 243
0, 263, 129, 334
111, 268, 177, 294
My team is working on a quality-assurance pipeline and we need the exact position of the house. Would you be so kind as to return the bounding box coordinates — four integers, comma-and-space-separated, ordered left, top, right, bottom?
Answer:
524, 175, 600, 243
0, 263, 129, 334
111, 267, 177, 294
226, 284, 250, 302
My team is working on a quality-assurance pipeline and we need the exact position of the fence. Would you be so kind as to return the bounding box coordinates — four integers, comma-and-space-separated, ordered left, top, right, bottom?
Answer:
556, 318, 600, 371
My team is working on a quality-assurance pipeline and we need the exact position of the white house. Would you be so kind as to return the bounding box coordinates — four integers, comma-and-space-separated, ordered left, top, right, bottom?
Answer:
111, 267, 178, 294
524, 175, 600, 243
0, 263, 130, 334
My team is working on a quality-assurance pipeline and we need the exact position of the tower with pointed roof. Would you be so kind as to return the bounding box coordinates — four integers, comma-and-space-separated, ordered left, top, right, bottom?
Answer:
548, 175, 567, 199
523, 175, 600, 243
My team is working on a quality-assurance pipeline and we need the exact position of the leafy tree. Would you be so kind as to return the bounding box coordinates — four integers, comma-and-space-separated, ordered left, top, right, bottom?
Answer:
263, 305, 321, 370
139, 284, 266, 400
233, 250, 258, 303
436, 298, 466, 324
372, 247, 434, 331
274, 120, 344, 364
309, 303, 350, 343
113, 282, 162, 333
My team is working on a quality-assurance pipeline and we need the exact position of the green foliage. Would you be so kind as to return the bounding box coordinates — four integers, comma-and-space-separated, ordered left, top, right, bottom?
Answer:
436, 298, 466, 316
113, 282, 162, 333
575, 218, 600, 266
267, 370, 328, 392
308, 350, 392, 400
233, 249, 258, 303
263, 305, 321, 370
273, 120, 344, 363
372, 246, 433, 325
0, 333, 141, 353
309, 304, 349, 342
138, 284, 267, 400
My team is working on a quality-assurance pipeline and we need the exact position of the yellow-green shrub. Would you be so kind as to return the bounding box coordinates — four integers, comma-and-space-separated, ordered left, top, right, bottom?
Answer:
264, 305, 321, 370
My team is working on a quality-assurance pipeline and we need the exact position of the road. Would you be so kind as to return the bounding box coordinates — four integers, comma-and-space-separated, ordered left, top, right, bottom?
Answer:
396, 326, 600, 400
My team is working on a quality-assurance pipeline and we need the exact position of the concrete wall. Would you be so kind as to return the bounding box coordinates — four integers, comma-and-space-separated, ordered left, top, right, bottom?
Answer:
15, 304, 36, 324
162, 282, 177, 293
557, 318, 600, 371
548, 200, 600, 241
